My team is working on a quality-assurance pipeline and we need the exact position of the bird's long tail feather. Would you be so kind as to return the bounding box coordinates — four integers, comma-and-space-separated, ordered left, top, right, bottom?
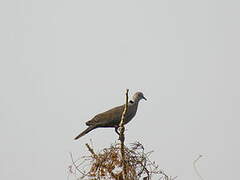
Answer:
74, 126, 96, 140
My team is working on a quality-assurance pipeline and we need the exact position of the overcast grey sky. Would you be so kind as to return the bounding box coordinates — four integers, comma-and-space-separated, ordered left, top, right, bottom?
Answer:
1, 0, 240, 179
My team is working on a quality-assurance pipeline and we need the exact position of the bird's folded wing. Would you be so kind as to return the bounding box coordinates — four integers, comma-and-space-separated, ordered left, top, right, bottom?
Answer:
86, 105, 124, 126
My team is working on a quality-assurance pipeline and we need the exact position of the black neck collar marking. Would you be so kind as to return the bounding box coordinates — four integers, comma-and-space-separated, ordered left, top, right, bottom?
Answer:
129, 100, 134, 104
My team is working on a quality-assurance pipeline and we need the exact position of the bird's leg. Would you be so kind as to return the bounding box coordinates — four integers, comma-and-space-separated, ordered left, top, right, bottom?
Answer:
115, 126, 120, 135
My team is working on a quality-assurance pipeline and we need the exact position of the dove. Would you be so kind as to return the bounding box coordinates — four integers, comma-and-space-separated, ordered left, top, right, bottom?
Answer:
74, 92, 146, 140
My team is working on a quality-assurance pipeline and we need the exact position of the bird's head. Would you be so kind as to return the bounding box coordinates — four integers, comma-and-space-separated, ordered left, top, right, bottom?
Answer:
132, 92, 147, 103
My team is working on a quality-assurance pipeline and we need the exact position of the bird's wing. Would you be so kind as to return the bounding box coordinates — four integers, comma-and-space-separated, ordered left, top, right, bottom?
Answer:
86, 105, 124, 126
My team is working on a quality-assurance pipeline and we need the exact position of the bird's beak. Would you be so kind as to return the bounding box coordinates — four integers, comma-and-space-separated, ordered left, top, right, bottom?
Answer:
143, 96, 147, 101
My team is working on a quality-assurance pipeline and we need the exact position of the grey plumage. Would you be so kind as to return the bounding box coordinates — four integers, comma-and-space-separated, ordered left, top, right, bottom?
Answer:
74, 92, 146, 140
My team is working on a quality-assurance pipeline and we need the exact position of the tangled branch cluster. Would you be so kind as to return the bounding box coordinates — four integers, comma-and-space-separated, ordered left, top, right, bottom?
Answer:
68, 142, 175, 180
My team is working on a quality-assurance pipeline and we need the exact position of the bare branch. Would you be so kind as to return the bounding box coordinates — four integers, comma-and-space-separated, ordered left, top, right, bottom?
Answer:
69, 152, 85, 175
193, 154, 204, 180
85, 143, 97, 158
119, 89, 129, 179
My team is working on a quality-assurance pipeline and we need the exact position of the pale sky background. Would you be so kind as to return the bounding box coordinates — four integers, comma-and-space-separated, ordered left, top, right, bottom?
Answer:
1, 0, 240, 180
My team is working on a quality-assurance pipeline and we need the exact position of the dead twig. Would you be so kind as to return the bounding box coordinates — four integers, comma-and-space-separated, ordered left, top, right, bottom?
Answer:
118, 89, 129, 179
69, 152, 85, 175
193, 154, 204, 180
86, 143, 97, 158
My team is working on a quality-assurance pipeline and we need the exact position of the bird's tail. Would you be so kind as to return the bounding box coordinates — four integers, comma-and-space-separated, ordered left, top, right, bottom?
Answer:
74, 126, 96, 140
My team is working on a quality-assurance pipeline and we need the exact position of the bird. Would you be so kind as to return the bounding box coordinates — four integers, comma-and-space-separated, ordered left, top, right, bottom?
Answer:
74, 92, 147, 140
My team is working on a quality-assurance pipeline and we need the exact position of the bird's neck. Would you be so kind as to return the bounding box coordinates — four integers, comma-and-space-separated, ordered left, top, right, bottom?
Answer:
128, 99, 139, 116
129, 99, 139, 105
